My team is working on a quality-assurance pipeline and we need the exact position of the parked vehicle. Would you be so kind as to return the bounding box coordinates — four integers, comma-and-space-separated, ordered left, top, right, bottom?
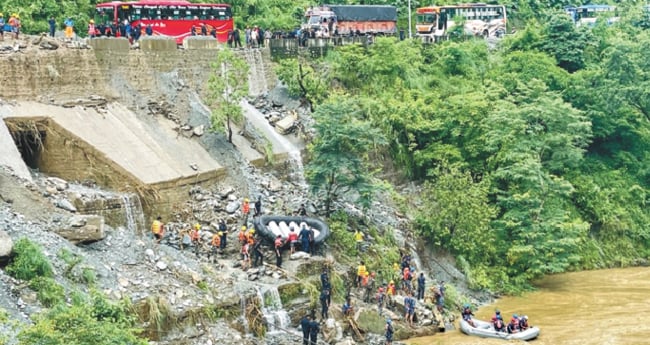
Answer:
302, 5, 397, 36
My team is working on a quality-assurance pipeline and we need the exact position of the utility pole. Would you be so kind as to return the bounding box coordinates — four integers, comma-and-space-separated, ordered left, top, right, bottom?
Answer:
408, 0, 412, 39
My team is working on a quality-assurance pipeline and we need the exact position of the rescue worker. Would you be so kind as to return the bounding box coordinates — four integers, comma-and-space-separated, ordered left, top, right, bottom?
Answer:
179, 228, 191, 250
190, 223, 201, 256
377, 285, 386, 314
492, 312, 506, 332
507, 314, 520, 334
242, 198, 250, 223
288, 227, 299, 254
385, 317, 394, 345
386, 280, 396, 309
356, 261, 367, 288
364, 272, 376, 303
208, 232, 221, 262
241, 240, 250, 271
462, 304, 476, 327
519, 315, 529, 331
297, 203, 307, 216
404, 292, 416, 327
299, 224, 311, 253
354, 229, 364, 252
64, 17, 74, 41
246, 229, 256, 246
417, 273, 426, 301
254, 196, 262, 217
319, 288, 330, 319
218, 220, 227, 249
402, 267, 413, 293
88, 19, 96, 38
238, 225, 247, 245
300, 314, 311, 345
252, 236, 264, 267
151, 216, 164, 243
309, 317, 320, 345
274, 234, 283, 267
342, 297, 354, 317
0, 14, 6, 41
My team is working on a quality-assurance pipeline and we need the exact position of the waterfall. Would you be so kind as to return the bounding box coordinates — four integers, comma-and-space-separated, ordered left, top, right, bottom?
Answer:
240, 296, 250, 334
287, 150, 307, 189
244, 49, 269, 97
120, 194, 145, 233
256, 285, 291, 334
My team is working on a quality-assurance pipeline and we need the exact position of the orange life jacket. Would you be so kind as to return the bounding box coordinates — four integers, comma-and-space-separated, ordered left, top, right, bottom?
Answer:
238, 231, 246, 243
387, 284, 396, 295
274, 237, 283, 248
362, 275, 369, 287
190, 230, 200, 241
242, 202, 250, 214
247, 234, 255, 245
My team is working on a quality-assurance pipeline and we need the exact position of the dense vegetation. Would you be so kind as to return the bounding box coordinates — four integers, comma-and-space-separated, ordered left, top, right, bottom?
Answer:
278, 9, 650, 292
2, 239, 146, 344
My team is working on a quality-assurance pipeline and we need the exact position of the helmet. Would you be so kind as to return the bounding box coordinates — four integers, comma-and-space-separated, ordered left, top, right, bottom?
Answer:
496, 310, 501, 314
0, 13, 3, 17
241, 225, 247, 231
249, 229, 255, 234
464, 303, 470, 308
217, 232, 223, 236
513, 314, 518, 318
389, 280, 394, 284
194, 223, 201, 230
523, 315, 528, 320
244, 198, 249, 202
386, 318, 392, 324
89, 19, 95, 23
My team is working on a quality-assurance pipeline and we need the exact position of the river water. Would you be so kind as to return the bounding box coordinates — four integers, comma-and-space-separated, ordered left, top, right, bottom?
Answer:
407, 267, 650, 345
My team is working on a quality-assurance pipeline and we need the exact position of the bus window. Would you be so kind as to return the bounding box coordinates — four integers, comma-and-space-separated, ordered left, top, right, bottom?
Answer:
210, 7, 231, 20
96, 7, 115, 25
439, 12, 447, 30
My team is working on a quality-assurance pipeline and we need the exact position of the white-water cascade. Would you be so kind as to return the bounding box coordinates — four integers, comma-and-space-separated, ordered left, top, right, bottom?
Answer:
256, 285, 292, 334
243, 49, 269, 97
240, 101, 307, 189
120, 194, 145, 233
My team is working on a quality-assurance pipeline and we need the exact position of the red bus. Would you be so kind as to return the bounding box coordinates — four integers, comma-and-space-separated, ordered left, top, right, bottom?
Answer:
95, 1, 233, 44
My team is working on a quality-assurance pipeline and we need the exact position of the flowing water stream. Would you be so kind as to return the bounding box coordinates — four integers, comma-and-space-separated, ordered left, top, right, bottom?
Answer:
120, 194, 145, 233
407, 267, 650, 345
256, 285, 292, 334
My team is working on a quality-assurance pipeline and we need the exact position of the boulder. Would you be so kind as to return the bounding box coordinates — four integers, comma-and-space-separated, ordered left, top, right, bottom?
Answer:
55, 215, 105, 244
0, 230, 13, 259
226, 201, 240, 214
193, 125, 205, 137
274, 115, 297, 134
55, 198, 77, 212
290, 251, 311, 260
156, 261, 168, 270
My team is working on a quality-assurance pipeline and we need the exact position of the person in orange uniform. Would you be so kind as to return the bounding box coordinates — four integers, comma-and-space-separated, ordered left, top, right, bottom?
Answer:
386, 280, 396, 309
242, 198, 250, 223
190, 223, 201, 256
238, 226, 247, 245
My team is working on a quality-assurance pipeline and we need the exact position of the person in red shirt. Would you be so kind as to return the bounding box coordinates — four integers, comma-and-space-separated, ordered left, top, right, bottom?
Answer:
242, 198, 250, 223
288, 227, 299, 254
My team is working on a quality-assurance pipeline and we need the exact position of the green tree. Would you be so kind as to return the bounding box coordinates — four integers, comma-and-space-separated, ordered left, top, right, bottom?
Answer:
537, 13, 591, 73
415, 165, 498, 264
485, 80, 592, 280
275, 57, 329, 111
206, 48, 249, 144
306, 95, 387, 216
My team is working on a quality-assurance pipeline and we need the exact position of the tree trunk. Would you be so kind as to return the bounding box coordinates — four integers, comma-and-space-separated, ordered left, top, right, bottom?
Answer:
227, 117, 233, 143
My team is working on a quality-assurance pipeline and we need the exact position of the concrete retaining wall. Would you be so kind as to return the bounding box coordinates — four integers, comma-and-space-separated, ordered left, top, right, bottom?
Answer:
89, 37, 130, 52
139, 37, 178, 52
183, 37, 220, 50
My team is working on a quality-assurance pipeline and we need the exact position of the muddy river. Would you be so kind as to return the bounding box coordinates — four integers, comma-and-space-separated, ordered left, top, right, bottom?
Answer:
407, 267, 650, 345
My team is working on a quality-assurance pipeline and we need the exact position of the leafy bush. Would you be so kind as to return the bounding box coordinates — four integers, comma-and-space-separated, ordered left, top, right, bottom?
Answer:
28, 277, 65, 308
7, 238, 53, 281
81, 267, 97, 286
18, 302, 147, 345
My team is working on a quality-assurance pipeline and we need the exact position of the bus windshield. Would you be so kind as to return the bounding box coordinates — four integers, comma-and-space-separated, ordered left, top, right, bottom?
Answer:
417, 14, 437, 24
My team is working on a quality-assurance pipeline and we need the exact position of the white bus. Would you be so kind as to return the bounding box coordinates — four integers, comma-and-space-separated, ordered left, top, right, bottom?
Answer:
416, 3, 506, 42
